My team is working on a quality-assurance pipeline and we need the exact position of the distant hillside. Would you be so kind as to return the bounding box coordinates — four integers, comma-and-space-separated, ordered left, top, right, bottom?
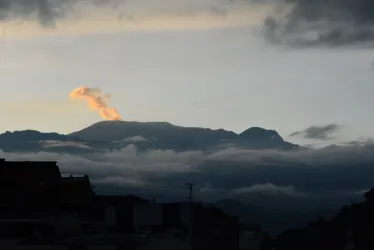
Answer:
69, 121, 299, 151
214, 199, 316, 235
0, 121, 299, 153
0, 130, 72, 152
274, 188, 374, 249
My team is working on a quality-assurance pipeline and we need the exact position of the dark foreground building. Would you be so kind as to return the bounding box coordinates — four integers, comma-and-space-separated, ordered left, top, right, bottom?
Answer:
0, 159, 241, 250
0, 159, 62, 209
273, 188, 374, 250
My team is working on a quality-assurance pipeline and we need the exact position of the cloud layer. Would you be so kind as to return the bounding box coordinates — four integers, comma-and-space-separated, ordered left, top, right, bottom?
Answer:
1, 141, 373, 208
263, 0, 374, 46
0, 0, 271, 38
290, 124, 340, 140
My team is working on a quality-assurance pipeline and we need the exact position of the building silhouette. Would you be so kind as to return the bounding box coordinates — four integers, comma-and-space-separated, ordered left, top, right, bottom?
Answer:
0, 159, 244, 250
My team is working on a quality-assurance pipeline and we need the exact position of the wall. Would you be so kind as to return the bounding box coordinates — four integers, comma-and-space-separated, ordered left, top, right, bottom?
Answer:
239, 231, 261, 250
0, 245, 118, 250
133, 204, 163, 231
0, 245, 68, 250
52, 213, 81, 235
105, 206, 117, 227
137, 235, 189, 250
179, 204, 191, 226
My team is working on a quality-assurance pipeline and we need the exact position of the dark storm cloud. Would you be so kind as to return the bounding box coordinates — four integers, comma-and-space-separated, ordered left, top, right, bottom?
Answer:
263, 0, 374, 46
0, 0, 124, 27
290, 124, 340, 140
0, 0, 65, 27
0, 0, 246, 28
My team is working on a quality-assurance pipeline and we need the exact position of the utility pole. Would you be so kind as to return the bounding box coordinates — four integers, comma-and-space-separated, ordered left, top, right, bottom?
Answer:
144, 195, 161, 204
186, 182, 196, 250
186, 183, 195, 204
152, 195, 161, 204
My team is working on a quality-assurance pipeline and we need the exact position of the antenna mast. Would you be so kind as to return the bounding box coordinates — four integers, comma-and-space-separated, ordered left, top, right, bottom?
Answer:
186, 183, 195, 204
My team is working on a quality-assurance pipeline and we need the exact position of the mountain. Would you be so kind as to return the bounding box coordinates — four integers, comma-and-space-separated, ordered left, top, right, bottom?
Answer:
0, 121, 299, 153
213, 199, 318, 235
238, 127, 296, 149
69, 121, 237, 144
0, 130, 72, 152
69, 121, 299, 151
1, 130, 68, 142
273, 188, 374, 249
240, 127, 284, 144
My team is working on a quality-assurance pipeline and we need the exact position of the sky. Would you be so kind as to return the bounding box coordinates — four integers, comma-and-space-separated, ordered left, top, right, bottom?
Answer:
0, 0, 373, 145
1, 0, 374, 211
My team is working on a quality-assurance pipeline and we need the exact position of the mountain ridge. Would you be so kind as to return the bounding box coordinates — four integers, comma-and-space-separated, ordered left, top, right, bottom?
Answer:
0, 121, 299, 153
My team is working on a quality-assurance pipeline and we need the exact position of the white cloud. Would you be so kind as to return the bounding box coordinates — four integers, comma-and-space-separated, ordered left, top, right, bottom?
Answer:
40, 140, 92, 149
119, 136, 149, 142
93, 176, 146, 187
0, 141, 373, 202
232, 183, 308, 197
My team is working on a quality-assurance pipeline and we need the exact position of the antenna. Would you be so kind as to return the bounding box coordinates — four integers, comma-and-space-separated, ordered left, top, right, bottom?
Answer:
186, 183, 196, 204
152, 195, 161, 204
186, 182, 196, 250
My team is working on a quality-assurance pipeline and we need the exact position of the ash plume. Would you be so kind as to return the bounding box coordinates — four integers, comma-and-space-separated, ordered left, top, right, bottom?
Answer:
70, 86, 122, 121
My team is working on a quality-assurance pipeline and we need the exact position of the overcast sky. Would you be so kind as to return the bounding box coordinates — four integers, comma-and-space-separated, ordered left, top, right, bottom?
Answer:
2, 0, 374, 210
0, 0, 373, 146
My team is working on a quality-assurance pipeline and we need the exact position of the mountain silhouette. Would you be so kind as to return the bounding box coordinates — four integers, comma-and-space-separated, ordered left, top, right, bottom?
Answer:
0, 130, 73, 152
214, 198, 317, 235
69, 121, 236, 142
70, 121, 298, 150
273, 188, 374, 249
0, 121, 299, 153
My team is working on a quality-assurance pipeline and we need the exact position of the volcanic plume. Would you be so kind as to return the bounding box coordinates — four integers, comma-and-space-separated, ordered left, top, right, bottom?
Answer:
70, 86, 122, 121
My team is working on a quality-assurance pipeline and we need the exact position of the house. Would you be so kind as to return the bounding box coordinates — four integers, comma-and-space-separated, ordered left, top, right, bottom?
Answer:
137, 229, 189, 250
60, 175, 95, 205
59, 175, 97, 223
0, 160, 99, 243
239, 224, 262, 250
133, 202, 240, 250
192, 204, 240, 250
0, 160, 62, 209
94, 195, 150, 233
0, 159, 97, 214
133, 202, 191, 232
0, 159, 240, 250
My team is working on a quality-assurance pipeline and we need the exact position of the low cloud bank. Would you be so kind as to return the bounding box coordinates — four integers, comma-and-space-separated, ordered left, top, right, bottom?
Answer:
1, 141, 373, 205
